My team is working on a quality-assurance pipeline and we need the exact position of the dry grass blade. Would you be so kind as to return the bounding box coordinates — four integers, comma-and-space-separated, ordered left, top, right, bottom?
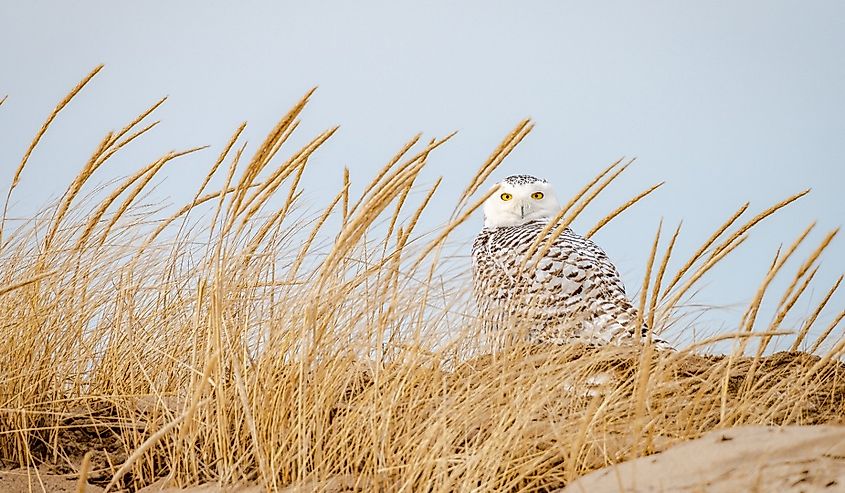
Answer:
97, 121, 161, 168
398, 177, 442, 249
637, 220, 662, 341
286, 186, 347, 280
752, 229, 838, 355
382, 137, 441, 249
410, 185, 497, 273
783, 326, 845, 422
710, 190, 811, 262
790, 274, 843, 351
346, 134, 421, 219
632, 343, 655, 457
43, 132, 114, 251
586, 181, 664, 238
96, 147, 206, 248
660, 202, 749, 299
74, 158, 171, 250
74, 451, 93, 493
765, 266, 819, 335
453, 120, 533, 218
666, 330, 794, 358
563, 158, 635, 221
342, 167, 350, 225
193, 122, 247, 203
808, 309, 845, 354
237, 127, 338, 234
739, 222, 815, 337
206, 142, 247, 249
106, 97, 167, 148
9, 65, 103, 192
647, 222, 682, 331
656, 234, 751, 323
227, 89, 316, 224
560, 158, 627, 220
0, 270, 56, 296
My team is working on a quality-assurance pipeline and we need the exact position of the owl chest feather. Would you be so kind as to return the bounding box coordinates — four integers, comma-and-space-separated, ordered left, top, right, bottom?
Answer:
471, 221, 629, 318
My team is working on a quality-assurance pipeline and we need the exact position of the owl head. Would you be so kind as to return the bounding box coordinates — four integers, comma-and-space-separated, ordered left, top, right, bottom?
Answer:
482, 175, 561, 228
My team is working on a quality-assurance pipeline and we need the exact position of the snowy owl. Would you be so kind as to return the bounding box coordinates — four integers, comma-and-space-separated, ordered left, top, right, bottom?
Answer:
471, 174, 668, 348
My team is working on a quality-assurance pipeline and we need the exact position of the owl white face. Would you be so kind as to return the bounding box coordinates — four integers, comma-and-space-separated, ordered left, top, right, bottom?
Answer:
483, 177, 561, 228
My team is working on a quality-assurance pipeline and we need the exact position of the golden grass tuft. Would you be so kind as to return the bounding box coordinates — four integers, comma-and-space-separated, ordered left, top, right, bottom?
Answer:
0, 69, 843, 492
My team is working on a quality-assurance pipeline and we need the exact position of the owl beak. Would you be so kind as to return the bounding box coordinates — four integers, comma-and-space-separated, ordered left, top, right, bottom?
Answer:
520, 202, 529, 218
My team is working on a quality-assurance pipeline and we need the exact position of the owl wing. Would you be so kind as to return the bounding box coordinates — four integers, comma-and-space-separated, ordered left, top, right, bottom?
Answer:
472, 223, 670, 347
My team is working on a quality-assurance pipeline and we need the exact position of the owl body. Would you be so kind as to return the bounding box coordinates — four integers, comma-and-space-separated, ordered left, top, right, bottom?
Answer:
471, 174, 664, 347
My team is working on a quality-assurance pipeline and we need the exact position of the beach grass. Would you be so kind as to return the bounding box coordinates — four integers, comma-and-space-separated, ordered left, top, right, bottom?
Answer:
0, 67, 842, 492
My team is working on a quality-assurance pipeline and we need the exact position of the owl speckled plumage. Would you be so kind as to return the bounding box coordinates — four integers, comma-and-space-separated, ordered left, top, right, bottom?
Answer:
472, 175, 667, 347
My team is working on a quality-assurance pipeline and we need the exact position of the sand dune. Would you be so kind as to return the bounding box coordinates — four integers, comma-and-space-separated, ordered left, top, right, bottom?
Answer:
562, 425, 845, 492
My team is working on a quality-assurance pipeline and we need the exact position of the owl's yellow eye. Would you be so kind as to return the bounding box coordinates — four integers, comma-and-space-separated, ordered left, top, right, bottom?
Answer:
531, 192, 544, 200
500, 193, 513, 201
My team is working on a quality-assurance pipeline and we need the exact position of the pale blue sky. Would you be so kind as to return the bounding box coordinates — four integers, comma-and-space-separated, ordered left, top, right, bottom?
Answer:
1, 1, 843, 349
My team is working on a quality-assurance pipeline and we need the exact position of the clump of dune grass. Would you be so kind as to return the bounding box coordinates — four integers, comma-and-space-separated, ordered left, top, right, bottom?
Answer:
0, 67, 843, 492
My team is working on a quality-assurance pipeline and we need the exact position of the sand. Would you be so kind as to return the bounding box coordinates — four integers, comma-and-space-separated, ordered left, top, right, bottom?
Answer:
0, 473, 261, 493
136, 479, 261, 492
562, 425, 845, 492
4, 425, 844, 491
0, 468, 104, 492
